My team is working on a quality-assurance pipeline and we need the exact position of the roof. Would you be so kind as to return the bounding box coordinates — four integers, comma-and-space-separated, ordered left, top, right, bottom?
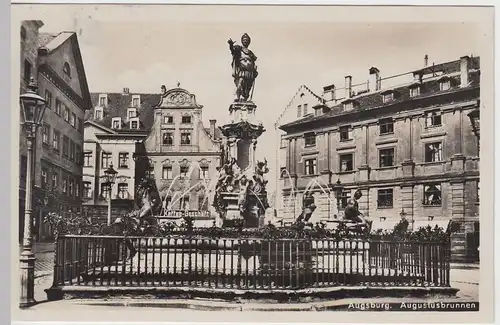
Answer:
274, 84, 325, 127
36, 31, 93, 109
280, 56, 480, 132
85, 92, 161, 132
204, 127, 223, 140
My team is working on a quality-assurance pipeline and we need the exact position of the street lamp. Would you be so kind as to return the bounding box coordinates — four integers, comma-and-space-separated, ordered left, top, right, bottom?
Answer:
467, 108, 480, 151
331, 179, 343, 218
103, 163, 118, 225
19, 77, 47, 308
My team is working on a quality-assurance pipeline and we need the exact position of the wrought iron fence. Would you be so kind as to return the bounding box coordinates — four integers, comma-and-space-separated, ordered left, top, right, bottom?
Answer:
51, 235, 450, 290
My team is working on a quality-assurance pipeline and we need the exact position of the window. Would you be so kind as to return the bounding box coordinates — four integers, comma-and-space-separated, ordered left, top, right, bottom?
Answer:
42, 124, 50, 145
425, 142, 443, 162
94, 108, 103, 120
164, 115, 173, 124
101, 152, 111, 168
24, 60, 32, 81
280, 137, 287, 148
146, 166, 155, 179
100, 183, 110, 199
83, 182, 92, 199
379, 148, 395, 167
55, 98, 62, 115
181, 116, 192, 124
52, 130, 60, 151
476, 180, 480, 203
118, 183, 128, 199
304, 159, 317, 176
440, 80, 451, 91
75, 181, 80, 198
41, 168, 48, 187
425, 111, 442, 127
339, 189, 352, 209
83, 152, 93, 167
99, 96, 107, 107
314, 107, 322, 117
162, 132, 173, 145
68, 178, 74, 196
162, 166, 172, 179
200, 166, 209, 179
62, 136, 69, 158
118, 153, 129, 168
130, 118, 139, 129
180, 196, 190, 210
304, 132, 316, 146
128, 108, 137, 119
62, 177, 68, 194
379, 118, 394, 134
181, 132, 191, 145
410, 87, 420, 97
71, 113, 76, 127
44, 90, 53, 109
180, 166, 189, 177
112, 118, 121, 129
423, 183, 442, 206
69, 141, 75, 161
343, 102, 353, 111
63, 62, 71, 78
382, 93, 394, 103
377, 189, 394, 208
51, 172, 58, 190
297, 105, 302, 118
132, 98, 140, 107
339, 153, 354, 172
75, 145, 81, 164
339, 126, 351, 141
77, 118, 83, 133
63, 106, 70, 122
303, 103, 308, 116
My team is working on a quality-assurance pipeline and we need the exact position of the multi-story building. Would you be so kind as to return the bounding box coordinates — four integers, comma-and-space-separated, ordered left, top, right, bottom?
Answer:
83, 89, 160, 222
84, 85, 223, 226
278, 56, 480, 262
135, 85, 223, 227
19, 21, 92, 242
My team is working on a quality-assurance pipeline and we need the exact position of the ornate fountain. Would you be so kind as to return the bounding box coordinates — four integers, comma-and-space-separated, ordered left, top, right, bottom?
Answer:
212, 33, 269, 228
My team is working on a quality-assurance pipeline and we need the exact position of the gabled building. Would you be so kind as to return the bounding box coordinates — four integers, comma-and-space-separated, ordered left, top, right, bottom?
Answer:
279, 55, 480, 262
134, 85, 223, 227
19, 21, 92, 242
82, 89, 160, 222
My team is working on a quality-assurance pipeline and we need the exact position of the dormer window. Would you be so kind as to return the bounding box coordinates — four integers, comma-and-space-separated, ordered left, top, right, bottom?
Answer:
127, 108, 137, 120
63, 62, 71, 78
342, 99, 356, 111
129, 117, 139, 129
438, 76, 452, 91
381, 90, 397, 103
98, 94, 108, 107
408, 83, 421, 97
132, 95, 141, 107
94, 107, 103, 120
112, 117, 122, 129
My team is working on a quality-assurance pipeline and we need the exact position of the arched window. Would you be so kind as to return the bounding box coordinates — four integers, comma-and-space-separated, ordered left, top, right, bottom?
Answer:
63, 62, 71, 78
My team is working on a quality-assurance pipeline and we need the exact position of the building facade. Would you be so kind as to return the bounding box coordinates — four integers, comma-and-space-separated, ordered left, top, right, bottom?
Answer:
83, 86, 223, 226
135, 85, 223, 226
19, 21, 92, 242
279, 56, 480, 262
83, 89, 160, 222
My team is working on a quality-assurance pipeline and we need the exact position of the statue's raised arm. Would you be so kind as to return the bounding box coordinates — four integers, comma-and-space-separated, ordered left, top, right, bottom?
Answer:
228, 33, 258, 102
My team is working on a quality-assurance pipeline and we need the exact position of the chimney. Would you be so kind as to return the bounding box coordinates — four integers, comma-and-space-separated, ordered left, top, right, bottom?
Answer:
460, 56, 470, 87
123, 87, 130, 95
424, 54, 429, 67
369, 67, 381, 92
209, 119, 217, 138
322, 84, 336, 101
413, 72, 423, 83
344, 76, 352, 99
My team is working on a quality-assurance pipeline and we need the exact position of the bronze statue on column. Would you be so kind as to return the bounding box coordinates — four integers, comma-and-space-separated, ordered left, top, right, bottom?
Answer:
228, 33, 258, 102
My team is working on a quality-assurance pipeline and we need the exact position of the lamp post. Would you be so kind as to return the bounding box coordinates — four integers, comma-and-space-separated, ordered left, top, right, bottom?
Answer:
103, 163, 118, 225
19, 77, 47, 308
467, 108, 480, 151
331, 179, 343, 218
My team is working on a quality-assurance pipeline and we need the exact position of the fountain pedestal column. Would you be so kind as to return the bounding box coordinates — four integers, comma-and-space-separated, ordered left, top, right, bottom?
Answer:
215, 101, 268, 228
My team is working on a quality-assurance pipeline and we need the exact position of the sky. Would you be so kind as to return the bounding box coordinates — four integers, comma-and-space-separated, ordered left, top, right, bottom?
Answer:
38, 16, 483, 193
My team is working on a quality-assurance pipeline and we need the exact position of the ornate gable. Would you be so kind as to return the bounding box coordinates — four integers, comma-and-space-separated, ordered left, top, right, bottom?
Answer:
155, 87, 203, 109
